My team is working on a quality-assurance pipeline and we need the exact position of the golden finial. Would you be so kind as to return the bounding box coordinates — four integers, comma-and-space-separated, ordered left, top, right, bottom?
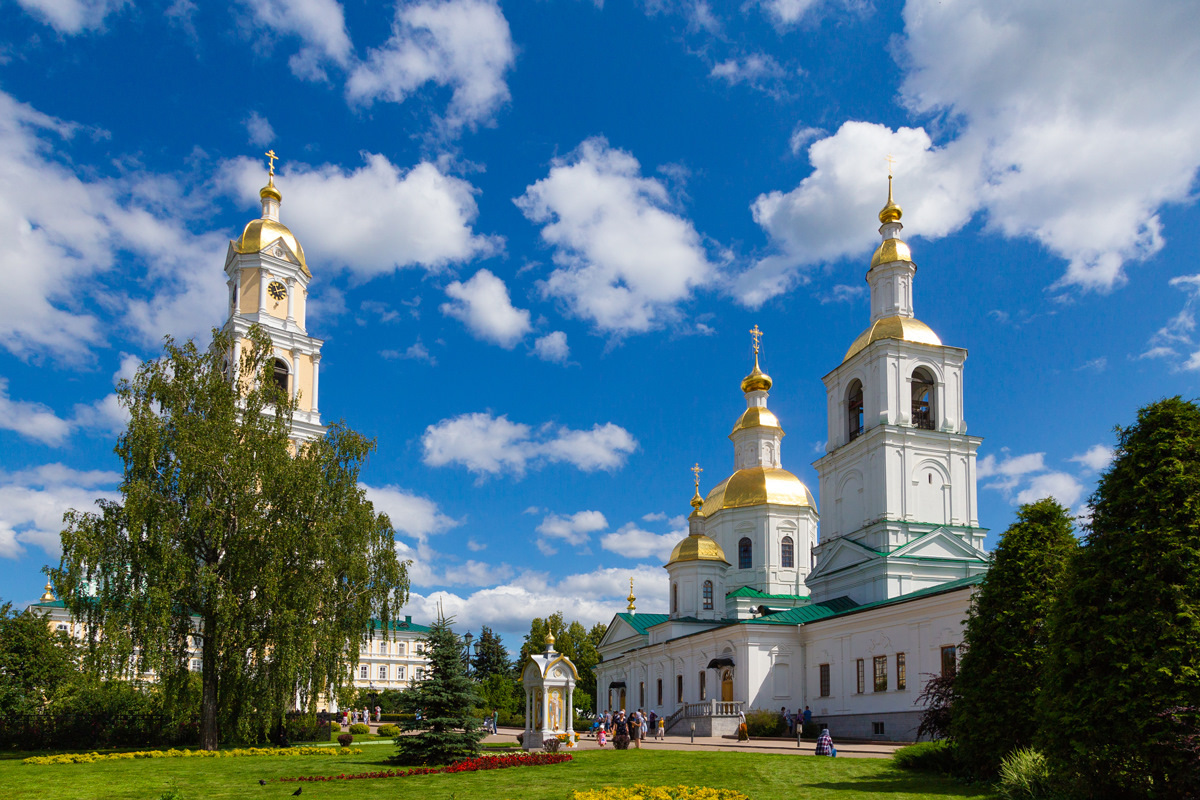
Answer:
879, 155, 902, 224
545, 629, 556, 652
40, 581, 55, 603
260, 149, 282, 203
627, 577, 636, 612
690, 463, 704, 509
741, 324, 772, 393
265, 149, 278, 177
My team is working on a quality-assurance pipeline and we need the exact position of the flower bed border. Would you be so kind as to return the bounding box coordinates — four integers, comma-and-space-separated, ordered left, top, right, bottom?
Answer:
23, 746, 363, 765
281, 752, 573, 782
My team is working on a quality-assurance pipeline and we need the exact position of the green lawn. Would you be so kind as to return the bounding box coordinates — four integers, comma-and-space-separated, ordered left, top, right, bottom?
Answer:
0, 748, 994, 800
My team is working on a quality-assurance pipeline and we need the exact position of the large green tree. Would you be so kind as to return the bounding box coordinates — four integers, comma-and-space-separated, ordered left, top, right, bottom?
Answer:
55, 327, 408, 750
470, 625, 510, 681
1041, 397, 1200, 799
951, 498, 1077, 777
0, 602, 78, 714
393, 613, 484, 765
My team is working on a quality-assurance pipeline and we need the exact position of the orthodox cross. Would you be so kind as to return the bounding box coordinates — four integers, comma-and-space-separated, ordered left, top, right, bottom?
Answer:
691, 462, 703, 490
886, 153, 896, 178
265, 149, 278, 176
627, 577, 636, 611
749, 324, 763, 354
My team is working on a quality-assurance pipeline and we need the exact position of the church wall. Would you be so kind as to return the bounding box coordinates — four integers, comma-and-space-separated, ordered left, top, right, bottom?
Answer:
239, 268, 260, 315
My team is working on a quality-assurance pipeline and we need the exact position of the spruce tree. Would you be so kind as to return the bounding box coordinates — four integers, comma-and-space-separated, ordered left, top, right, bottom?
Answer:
951, 498, 1076, 777
393, 613, 484, 765
1041, 397, 1200, 799
470, 626, 511, 681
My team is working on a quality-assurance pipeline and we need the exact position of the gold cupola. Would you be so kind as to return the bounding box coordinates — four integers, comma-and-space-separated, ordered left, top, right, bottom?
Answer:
869, 173, 912, 270
740, 326, 772, 394
233, 150, 310, 277
40, 581, 55, 603
667, 464, 730, 567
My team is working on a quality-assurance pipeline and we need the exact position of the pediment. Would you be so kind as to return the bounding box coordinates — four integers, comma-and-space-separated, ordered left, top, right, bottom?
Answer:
807, 537, 879, 581
598, 615, 645, 649
890, 528, 987, 562
258, 236, 300, 265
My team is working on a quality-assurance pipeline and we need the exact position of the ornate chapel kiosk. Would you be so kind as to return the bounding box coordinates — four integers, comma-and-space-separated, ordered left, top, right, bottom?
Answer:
521, 632, 577, 750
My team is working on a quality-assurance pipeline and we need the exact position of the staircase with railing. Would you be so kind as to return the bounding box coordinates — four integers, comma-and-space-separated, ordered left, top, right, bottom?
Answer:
665, 699, 745, 735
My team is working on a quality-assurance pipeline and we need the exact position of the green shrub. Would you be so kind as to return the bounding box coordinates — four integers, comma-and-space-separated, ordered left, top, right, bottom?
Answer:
744, 708, 786, 737
893, 740, 959, 774
377, 724, 400, 737
329, 722, 340, 732
997, 747, 1053, 800
348, 723, 370, 734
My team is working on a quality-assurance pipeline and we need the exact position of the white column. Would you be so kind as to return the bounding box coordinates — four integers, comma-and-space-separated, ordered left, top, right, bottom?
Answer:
311, 354, 320, 413
232, 338, 241, 385
541, 687, 549, 734
566, 686, 574, 735
258, 271, 268, 314
291, 349, 301, 403
286, 278, 296, 323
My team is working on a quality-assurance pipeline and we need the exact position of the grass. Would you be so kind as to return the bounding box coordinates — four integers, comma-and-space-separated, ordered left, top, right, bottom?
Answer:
0, 747, 995, 800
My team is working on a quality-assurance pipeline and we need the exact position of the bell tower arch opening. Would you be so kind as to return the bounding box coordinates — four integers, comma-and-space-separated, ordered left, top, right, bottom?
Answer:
911, 367, 936, 430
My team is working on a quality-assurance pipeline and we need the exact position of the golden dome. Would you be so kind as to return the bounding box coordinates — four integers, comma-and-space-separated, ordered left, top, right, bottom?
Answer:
879, 174, 902, 224
666, 532, 729, 566
730, 406, 782, 436
260, 178, 282, 203
842, 315, 942, 363
701, 466, 815, 516
40, 581, 55, 603
869, 238, 912, 269
234, 218, 310, 277
741, 356, 772, 393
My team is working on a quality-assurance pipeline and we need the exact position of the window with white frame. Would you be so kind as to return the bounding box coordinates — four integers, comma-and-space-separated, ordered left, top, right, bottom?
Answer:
360, 665, 368, 679
379, 665, 387, 680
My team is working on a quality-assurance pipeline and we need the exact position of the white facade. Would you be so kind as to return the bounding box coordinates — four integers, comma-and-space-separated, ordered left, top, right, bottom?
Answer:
595, 184, 988, 741
351, 616, 433, 693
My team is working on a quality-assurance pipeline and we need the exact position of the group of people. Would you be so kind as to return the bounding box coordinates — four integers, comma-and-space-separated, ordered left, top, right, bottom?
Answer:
341, 706, 380, 726
778, 705, 813, 736
594, 709, 664, 748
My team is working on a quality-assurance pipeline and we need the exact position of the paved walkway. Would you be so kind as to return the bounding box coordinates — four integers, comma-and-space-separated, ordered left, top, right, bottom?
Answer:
324, 725, 907, 760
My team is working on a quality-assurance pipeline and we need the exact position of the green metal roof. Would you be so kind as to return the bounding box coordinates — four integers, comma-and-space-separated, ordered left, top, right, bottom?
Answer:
748, 596, 859, 625
371, 616, 431, 633
725, 586, 810, 601
819, 574, 984, 621
614, 612, 668, 635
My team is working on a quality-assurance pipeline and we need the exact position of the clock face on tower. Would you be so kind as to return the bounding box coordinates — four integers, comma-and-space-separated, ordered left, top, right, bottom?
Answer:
267, 281, 286, 301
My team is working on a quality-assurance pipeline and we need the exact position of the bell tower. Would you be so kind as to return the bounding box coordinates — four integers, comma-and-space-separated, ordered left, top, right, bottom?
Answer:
808, 176, 987, 604
222, 152, 326, 442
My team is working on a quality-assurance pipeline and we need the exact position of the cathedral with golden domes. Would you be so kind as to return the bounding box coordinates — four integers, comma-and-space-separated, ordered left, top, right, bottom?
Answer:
595, 178, 990, 742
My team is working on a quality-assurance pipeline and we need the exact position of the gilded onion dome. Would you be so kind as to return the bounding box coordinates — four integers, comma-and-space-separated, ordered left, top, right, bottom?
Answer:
730, 405, 781, 436
701, 466, 816, 516
870, 175, 912, 270
740, 352, 772, 393
233, 172, 311, 277
666, 532, 729, 566
842, 315, 942, 362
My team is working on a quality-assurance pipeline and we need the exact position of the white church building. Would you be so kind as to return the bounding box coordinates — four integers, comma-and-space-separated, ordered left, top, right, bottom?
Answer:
595, 180, 990, 741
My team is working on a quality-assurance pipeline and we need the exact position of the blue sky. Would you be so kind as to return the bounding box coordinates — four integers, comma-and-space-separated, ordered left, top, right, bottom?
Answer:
2, 0, 1199, 649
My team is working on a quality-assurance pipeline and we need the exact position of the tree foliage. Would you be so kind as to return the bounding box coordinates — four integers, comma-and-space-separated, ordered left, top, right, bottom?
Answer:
55, 327, 408, 750
952, 498, 1077, 777
393, 613, 484, 765
1040, 397, 1200, 799
470, 625, 510, 681
0, 603, 78, 715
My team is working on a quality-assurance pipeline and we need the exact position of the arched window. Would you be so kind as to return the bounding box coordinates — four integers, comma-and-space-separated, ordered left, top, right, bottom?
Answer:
847, 380, 864, 440
397, 642, 405, 655
702, 580, 713, 610
738, 537, 752, 569
912, 368, 935, 430
781, 536, 794, 568
671, 583, 678, 613
272, 358, 289, 395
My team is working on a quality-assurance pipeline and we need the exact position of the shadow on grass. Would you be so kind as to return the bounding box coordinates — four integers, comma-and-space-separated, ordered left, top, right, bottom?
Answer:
806, 776, 993, 797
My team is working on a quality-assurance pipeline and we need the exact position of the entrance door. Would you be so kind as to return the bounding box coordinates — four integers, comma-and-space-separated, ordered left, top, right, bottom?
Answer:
619, 688, 626, 710
721, 669, 734, 702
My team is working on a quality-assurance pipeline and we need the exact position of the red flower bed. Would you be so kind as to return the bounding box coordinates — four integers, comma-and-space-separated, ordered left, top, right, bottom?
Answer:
280, 752, 572, 782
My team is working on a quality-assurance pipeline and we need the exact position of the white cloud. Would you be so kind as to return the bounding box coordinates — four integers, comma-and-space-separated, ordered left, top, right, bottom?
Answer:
244, 111, 275, 146
533, 331, 569, 363
600, 521, 681, 562
1144, 274, 1200, 370
979, 448, 1087, 512
440, 269, 531, 348
0, 379, 72, 446
535, 510, 607, 554
238, 0, 353, 80
15, 0, 126, 34
709, 52, 788, 95
515, 137, 716, 333
361, 483, 459, 542
0, 464, 120, 558
743, 0, 1200, 305
754, 0, 826, 27
346, 0, 515, 132
1015, 472, 1085, 509
1070, 444, 1114, 473
226, 154, 500, 278
398, 563, 667, 641
421, 412, 637, 477
382, 340, 436, 364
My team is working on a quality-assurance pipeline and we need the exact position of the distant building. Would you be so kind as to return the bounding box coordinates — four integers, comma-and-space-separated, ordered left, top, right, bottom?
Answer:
595, 180, 988, 742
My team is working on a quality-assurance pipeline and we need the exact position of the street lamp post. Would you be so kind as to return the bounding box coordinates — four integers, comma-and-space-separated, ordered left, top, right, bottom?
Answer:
462, 631, 474, 678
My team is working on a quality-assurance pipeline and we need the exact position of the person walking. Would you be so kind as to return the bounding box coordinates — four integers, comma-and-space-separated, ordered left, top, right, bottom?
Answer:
597, 721, 607, 747
656, 714, 665, 740
737, 709, 749, 741
630, 710, 642, 749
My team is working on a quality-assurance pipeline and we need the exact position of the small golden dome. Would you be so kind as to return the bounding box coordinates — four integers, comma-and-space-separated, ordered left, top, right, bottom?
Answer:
741, 357, 772, 393
234, 218, 310, 277
879, 174, 902, 224
545, 630, 556, 647
730, 406, 782, 437
842, 315, 942, 363
666, 532, 729, 566
260, 177, 282, 203
40, 581, 55, 603
701, 467, 815, 516
869, 238, 913, 269
690, 486, 704, 510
